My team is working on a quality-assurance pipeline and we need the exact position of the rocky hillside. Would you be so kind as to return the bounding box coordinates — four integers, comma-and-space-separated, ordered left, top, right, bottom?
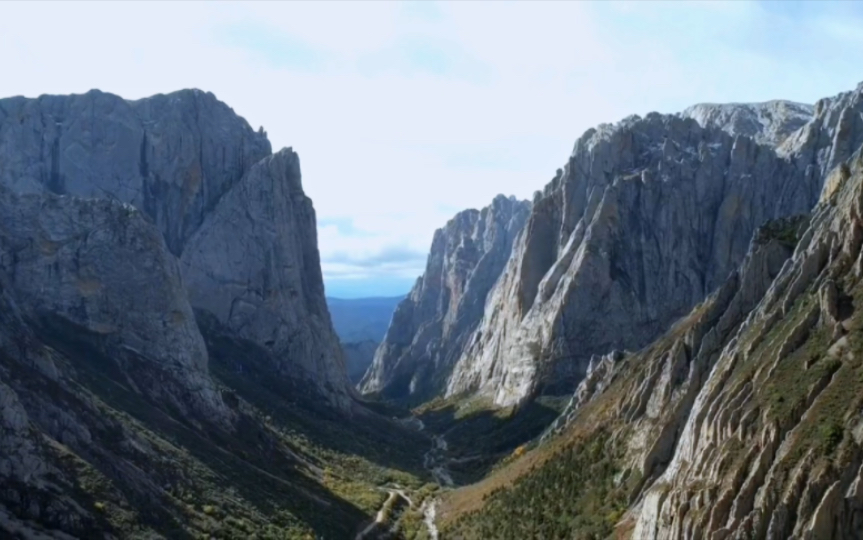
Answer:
442, 145, 863, 540
0, 89, 352, 408
360, 195, 530, 403
438, 83, 863, 540
444, 85, 863, 408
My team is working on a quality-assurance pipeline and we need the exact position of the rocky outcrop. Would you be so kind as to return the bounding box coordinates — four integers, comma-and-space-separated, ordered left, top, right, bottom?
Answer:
446, 83, 863, 408
629, 144, 863, 540
0, 89, 426, 539
541, 213, 804, 465
0, 277, 102, 537
0, 185, 230, 424
443, 141, 863, 540
0, 187, 414, 539
0, 89, 351, 409
681, 100, 813, 147
180, 149, 353, 407
360, 195, 529, 402
0, 88, 271, 256
0, 186, 235, 537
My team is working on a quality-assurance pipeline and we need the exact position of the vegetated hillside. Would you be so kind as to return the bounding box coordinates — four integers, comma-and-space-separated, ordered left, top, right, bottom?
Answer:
440, 150, 863, 539
0, 275, 430, 539
327, 296, 405, 343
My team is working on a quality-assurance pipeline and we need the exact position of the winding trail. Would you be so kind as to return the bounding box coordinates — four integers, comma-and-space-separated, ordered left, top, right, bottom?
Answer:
355, 415, 453, 540
354, 491, 399, 540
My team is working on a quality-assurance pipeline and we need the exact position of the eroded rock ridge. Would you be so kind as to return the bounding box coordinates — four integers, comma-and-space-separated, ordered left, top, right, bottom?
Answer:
361, 195, 530, 402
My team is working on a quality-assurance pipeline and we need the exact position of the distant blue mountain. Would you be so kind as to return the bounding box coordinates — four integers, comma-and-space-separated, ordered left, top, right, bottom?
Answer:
326, 295, 405, 343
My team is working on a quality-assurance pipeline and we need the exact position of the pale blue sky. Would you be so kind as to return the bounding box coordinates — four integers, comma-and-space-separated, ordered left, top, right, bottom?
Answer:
2, 1, 862, 297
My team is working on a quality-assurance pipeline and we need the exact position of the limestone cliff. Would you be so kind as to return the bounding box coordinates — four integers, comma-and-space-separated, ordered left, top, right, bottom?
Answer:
0, 89, 351, 408
0, 90, 426, 539
0, 88, 271, 256
629, 145, 863, 540
442, 83, 863, 540
441, 212, 809, 539
0, 185, 427, 539
0, 185, 235, 536
360, 195, 529, 402
180, 149, 353, 407
447, 83, 863, 407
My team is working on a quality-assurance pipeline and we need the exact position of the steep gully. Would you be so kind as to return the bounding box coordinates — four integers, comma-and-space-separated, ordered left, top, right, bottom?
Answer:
355, 416, 454, 540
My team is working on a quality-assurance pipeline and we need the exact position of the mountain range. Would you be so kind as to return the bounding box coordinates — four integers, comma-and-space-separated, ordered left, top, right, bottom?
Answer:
2, 81, 863, 539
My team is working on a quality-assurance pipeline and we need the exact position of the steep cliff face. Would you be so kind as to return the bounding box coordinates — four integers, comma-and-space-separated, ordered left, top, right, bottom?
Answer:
360, 195, 530, 402
180, 148, 353, 407
0, 186, 235, 537
0, 89, 271, 256
0, 90, 429, 538
0, 89, 351, 408
629, 147, 863, 540
447, 84, 863, 408
442, 214, 806, 539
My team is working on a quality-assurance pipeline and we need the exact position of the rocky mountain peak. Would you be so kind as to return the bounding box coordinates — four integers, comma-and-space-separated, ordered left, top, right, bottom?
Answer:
444, 82, 863, 408
0, 88, 272, 255
360, 195, 530, 403
681, 99, 814, 146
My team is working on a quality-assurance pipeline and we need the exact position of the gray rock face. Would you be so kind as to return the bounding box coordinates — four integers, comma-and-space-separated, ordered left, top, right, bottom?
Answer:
681, 100, 813, 147
447, 83, 863, 407
631, 146, 863, 540
180, 149, 353, 408
0, 89, 271, 256
454, 152, 863, 539
781, 81, 863, 175
360, 195, 530, 402
0, 89, 352, 409
0, 185, 230, 424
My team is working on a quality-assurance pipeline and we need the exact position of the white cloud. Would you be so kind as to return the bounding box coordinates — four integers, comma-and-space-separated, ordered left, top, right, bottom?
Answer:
2, 0, 863, 297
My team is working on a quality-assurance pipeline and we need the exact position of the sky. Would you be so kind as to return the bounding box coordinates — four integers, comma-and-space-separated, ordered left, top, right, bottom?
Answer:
2, 1, 863, 298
